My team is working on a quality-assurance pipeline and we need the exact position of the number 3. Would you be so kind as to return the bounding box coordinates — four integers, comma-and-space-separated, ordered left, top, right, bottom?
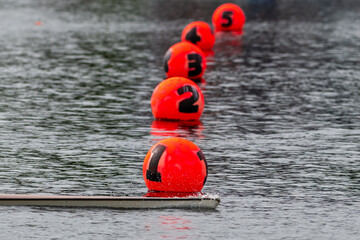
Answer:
187, 53, 203, 77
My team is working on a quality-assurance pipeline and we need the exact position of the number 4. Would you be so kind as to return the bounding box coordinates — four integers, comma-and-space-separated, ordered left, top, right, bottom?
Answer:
185, 27, 201, 44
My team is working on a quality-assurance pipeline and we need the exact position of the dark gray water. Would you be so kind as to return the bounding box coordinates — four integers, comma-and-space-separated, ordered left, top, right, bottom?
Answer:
1, 0, 359, 239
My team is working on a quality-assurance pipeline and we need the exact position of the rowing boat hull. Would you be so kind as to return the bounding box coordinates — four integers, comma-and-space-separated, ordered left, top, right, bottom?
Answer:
0, 194, 220, 209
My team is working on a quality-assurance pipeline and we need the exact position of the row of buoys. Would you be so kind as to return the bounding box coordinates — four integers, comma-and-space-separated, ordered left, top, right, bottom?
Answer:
143, 3, 246, 194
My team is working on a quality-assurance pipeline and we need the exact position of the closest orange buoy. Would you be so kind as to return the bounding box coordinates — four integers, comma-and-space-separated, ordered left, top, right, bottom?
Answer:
212, 3, 246, 32
181, 21, 215, 52
164, 42, 206, 81
143, 137, 208, 192
151, 77, 205, 121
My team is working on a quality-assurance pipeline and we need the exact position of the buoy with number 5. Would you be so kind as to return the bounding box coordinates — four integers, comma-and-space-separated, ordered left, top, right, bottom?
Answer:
181, 21, 215, 52
143, 137, 208, 192
151, 77, 205, 121
212, 3, 246, 32
164, 42, 206, 81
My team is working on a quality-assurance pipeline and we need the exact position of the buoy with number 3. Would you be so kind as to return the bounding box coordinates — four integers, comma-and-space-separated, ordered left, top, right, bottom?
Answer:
212, 3, 246, 32
143, 137, 208, 192
181, 21, 215, 52
151, 77, 205, 121
164, 42, 206, 81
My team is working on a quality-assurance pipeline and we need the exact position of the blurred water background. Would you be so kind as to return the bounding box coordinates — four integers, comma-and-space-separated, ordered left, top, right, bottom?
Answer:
0, 0, 359, 239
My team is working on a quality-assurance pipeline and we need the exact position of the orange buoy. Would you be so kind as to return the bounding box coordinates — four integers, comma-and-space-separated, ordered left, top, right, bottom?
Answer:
151, 77, 205, 121
212, 3, 246, 32
181, 21, 215, 52
164, 42, 206, 81
143, 137, 208, 192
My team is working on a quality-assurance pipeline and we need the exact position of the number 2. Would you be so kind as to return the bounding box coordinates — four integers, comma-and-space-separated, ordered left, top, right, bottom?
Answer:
177, 85, 199, 113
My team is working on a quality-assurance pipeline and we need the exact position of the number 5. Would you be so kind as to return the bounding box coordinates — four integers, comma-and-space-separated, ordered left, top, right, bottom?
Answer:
222, 11, 233, 27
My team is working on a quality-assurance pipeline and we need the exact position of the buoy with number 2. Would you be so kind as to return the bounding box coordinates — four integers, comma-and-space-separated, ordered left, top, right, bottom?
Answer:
151, 77, 205, 121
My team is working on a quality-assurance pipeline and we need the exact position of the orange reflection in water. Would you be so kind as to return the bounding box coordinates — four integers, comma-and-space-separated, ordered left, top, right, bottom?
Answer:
215, 29, 244, 37
159, 216, 192, 231
144, 215, 192, 239
214, 31, 243, 56
143, 191, 198, 239
150, 119, 204, 140
204, 50, 214, 58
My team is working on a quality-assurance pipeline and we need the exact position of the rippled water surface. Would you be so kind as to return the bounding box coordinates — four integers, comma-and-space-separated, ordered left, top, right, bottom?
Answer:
1, 0, 359, 239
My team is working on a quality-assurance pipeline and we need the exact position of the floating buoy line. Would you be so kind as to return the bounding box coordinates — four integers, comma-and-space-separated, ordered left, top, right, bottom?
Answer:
3, 3, 246, 210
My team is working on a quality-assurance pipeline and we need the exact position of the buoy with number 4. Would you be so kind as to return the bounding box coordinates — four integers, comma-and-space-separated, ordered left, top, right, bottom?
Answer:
151, 77, 205, 121
143, 137, 208, 192
181, 21, 215, 52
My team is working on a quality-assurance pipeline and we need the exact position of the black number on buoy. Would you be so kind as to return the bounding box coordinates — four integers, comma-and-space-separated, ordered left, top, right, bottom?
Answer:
185, 27, 201, 44
177, 85, 199, 113
187, 53, 202, 77
164, 49, 172, 73
222, 11, 233, 27
197, 150, 208, 185
146, 144, 166, 182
